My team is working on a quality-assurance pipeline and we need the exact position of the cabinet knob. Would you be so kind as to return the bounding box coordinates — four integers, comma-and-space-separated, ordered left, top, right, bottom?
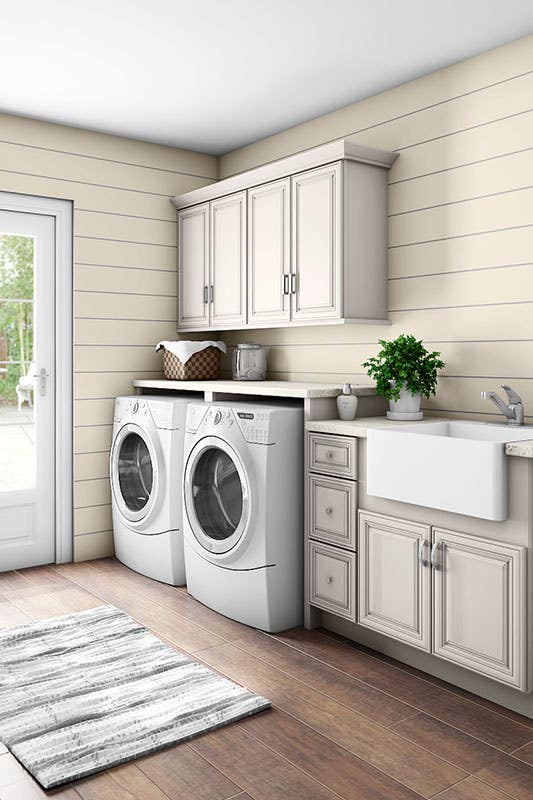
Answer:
326, 576, 333, 584
326, 450, 333, 459
325, 506, 333, 515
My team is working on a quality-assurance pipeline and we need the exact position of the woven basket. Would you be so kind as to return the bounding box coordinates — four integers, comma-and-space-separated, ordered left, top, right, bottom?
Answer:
161, 346, 221, 380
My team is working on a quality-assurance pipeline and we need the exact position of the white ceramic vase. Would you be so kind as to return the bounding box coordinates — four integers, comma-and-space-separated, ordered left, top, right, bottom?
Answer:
387, 383, 423, 420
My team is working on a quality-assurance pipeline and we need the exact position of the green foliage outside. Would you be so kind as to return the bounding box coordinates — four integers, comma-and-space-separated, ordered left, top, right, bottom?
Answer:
363, 334, 445, 401
0, 235, 34, 403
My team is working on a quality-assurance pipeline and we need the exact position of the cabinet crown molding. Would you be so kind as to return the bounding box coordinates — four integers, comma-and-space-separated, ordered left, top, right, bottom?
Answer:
172, 139, 398, 210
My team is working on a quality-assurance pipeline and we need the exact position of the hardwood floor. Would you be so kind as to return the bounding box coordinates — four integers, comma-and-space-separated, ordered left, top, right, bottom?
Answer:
0, 559, 532, 799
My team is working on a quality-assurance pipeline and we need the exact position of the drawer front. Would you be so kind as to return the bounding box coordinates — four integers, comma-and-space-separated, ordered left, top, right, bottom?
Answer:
309, 541, 356, 620
309, 474, 356, 549
308, 433, 357, 479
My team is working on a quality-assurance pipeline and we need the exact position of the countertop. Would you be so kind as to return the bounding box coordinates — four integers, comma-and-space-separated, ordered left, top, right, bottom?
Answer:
133, 379, 377, 400
306, 417, 533, 458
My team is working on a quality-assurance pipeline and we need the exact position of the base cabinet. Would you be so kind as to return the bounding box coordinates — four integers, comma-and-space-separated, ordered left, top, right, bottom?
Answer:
358, 511, 431, 651
433, 527, 527, 690
357, 511, 528, 691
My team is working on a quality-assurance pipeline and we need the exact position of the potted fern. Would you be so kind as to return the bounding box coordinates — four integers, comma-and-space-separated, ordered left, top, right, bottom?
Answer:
363, 335, 445, 420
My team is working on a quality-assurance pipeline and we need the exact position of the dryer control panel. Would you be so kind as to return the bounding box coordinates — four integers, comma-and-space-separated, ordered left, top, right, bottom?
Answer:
234, 410, 271, 444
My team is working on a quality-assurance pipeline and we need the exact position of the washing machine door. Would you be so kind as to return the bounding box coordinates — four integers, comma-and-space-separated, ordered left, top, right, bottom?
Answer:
111, 423, 160, 525
184, 436, 251, 555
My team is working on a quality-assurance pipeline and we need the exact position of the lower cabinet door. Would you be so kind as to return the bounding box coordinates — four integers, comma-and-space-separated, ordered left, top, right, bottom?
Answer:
309, 541, 356, 621
358, 511, 431, 651
432, 528, 527, 690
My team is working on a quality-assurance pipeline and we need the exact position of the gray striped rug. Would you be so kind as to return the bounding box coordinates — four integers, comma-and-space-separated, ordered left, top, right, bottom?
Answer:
0, 604, 270, 789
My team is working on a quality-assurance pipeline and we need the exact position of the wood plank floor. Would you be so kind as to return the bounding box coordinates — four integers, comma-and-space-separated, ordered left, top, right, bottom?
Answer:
0, 559, 533, 800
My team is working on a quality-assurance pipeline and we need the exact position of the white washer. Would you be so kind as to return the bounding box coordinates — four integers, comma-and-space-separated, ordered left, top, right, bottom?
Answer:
183, 401, 304, 632
110, 395, 193, 585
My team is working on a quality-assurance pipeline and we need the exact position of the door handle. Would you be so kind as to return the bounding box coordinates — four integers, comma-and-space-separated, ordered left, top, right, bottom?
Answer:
418, 538, 429, 567
290, 273, 297, 294
209, 285, 214, 303
430, 541, 441, 570
282, 274, 290, 295
203, 285, 208, 304
32, 367, 49, 397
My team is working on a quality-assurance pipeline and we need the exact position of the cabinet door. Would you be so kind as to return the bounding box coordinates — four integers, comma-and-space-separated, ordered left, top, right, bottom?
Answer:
248, 179, 290, 325
291, 163, 342, 322
358, 511, 431, 651
209, 192, 247, 328
432, 528, 527, 690
178, 204, 209, 329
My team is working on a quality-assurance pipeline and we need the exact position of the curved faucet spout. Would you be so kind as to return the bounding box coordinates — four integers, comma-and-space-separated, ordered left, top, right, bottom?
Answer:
481, 385, 524, 425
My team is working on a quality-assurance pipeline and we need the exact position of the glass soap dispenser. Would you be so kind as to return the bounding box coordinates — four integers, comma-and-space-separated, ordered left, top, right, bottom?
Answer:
337, 383, 358, 420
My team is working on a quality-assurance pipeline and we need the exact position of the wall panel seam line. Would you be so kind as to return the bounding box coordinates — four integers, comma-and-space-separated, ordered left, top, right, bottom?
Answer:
388, 143, 533, 186
75, 288, 176, 298
74, 235, 177, 248
0, 137, 216, 179
73, 450, 110, 455
74, 529, 112, 537
220, 68, 533, 177
388, 262, 533, 280
75, 261, 175, 273
0, 167, 178, 198
74, 503, 110, 510
388, 223, 533, 248
75, 317, 175, 322
74, 478, 109, 483
75, 370, 160, 375
390, 299, 533, 312
76, 343, 157, 348
421, 408, 533, 418
76, 208, 178, 224
250, 337, 533, 348
388, 185, 533, 218
266, 369, 533, 379
390, 107, 533, 157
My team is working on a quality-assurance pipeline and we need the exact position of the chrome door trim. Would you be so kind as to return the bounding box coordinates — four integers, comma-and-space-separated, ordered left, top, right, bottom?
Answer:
110, 422, 161, 524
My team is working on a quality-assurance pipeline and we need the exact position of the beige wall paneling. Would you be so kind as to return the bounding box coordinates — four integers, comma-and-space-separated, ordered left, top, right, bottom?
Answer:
219, 36, 533, 422
0, 112, 216, 558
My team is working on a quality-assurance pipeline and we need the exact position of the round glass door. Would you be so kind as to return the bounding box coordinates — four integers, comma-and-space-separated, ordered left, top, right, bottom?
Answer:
117, 432, 153, 513
185, 438, 250, 554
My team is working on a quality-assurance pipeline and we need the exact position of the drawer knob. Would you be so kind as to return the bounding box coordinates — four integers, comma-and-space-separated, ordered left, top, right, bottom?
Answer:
326, 450, 334, 459
326, 576, 333, 584
325, 506, 333, 515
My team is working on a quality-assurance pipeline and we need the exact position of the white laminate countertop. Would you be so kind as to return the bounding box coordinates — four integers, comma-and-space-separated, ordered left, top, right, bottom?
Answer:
306, 417, 533, 458
133, 379, 377, 399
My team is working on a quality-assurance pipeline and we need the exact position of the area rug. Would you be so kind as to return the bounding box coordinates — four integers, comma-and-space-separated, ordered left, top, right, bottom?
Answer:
0, 604, 270, 788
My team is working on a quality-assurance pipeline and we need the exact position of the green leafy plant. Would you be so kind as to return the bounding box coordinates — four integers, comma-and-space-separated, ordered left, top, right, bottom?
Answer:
362, 335, 445, 402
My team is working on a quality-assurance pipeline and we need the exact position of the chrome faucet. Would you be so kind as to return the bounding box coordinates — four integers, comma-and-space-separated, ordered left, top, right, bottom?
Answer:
481, 384, 524, 425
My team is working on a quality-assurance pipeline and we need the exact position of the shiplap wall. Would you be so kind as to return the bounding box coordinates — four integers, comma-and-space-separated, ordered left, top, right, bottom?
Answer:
219, 36, 533, 422
0, 113, 217, 561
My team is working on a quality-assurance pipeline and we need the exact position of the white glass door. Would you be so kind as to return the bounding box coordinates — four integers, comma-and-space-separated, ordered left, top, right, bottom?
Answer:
0, 210, 55, 569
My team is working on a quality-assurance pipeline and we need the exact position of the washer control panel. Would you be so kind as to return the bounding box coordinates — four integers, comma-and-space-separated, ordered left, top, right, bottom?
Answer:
234, 410, 271, 444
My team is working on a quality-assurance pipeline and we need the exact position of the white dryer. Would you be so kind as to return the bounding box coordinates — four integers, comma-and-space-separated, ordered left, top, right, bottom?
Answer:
110, 395, 193, 585
182, 401, 303, 632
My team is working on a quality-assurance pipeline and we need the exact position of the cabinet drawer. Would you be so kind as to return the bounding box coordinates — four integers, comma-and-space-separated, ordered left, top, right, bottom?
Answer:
308, 433, 357, 479
309, 474, 356, 549
309, 541, 356, 620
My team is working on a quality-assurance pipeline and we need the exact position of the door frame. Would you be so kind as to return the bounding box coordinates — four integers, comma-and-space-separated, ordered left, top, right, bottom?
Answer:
0, 191, 73, 563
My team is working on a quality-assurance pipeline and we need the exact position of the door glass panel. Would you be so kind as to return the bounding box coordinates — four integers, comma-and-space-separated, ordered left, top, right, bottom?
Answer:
0, 234, 35, 492
191, 447, 243, 540
118, 433, 153, 511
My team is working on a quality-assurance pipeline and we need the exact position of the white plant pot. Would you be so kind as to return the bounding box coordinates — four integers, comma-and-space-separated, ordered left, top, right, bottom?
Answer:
387, 384, 423, 421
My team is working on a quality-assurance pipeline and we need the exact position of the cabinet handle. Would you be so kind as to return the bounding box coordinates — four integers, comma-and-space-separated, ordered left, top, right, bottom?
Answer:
325, 506, 333, 516
290, 273, 296, 294
203, 285, 208, 304
431, 541, 441, 570
325, 450, 334, 459
282, 274, 290, 295
418, 538, 429, 567
209, 285, 214, 303
326, 576, 333, 584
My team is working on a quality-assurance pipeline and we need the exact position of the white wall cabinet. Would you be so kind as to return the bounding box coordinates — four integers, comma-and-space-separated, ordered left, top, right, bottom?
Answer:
432, 527, 527, 690
177, 203, 210, 329
248, 179, 290, 325
174, 139, 396, 332
358, 511, 431, 651
291, 164, 341, 322
209, 192, 247, 329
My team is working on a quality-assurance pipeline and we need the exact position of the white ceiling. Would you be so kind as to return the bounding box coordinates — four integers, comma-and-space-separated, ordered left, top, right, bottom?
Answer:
1, 0, 532, 155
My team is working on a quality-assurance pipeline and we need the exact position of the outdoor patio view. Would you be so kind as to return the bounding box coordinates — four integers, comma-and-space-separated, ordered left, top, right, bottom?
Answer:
0, 233, 35, 492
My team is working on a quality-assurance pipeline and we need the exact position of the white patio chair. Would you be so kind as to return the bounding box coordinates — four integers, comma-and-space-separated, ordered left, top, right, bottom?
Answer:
16, 361, 35, 411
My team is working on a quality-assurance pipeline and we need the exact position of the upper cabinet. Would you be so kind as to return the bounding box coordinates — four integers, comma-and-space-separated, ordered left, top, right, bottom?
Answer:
173, 139, 397, 332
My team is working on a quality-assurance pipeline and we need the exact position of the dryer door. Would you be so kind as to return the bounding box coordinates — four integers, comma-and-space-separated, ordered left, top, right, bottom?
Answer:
111, 422, 160, 525
184, 436, 251, 554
